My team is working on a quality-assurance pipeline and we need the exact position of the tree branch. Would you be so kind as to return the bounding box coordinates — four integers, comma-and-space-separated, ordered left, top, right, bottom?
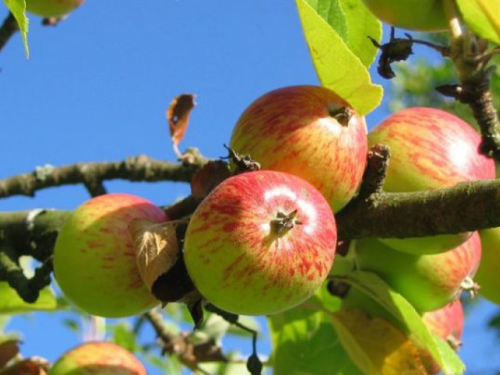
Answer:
0, 153, 208, 199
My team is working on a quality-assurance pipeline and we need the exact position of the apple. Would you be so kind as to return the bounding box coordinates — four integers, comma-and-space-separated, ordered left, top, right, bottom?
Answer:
26, 0, 84, 18
475, 227, 500, 305
49, 341, 146, 374
229, 85, 368, 213
362, 0, 448, 31
353, 232, 481, 312
368, 107, 496, 255
53, 193, 167, 318
184, 170, 337, 315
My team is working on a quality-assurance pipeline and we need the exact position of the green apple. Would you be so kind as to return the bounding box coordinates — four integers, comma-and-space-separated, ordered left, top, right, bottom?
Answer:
475, 227, 500, 305
49, 341, 146, 374
369, 107, 496, 255
26, 0, 84, 18
362, 0, 448, 31
53, 193, 167, 318
353, 233, 481, 312
229, 85, 368, 213
184, 170, 337, 315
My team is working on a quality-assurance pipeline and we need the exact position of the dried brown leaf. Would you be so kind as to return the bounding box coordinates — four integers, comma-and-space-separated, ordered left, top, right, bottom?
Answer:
191, 160, 231, 199
128, 219, 180, 291
0, 340, 20, 369
0, 357, 49, 375
167, 94, 196, 157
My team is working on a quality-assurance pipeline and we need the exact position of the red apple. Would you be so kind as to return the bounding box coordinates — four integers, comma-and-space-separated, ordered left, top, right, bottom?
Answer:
475, 227, 500, 305
229, 85, 368, 213
362, 0, 448, 31
368, 107, 495, 254
26, 0, 84, 17
49, 341, 146, 374
421, 300, 464, 374
184, 170, 337, 315
353, 232, 481, 312
53, 193, 167, 318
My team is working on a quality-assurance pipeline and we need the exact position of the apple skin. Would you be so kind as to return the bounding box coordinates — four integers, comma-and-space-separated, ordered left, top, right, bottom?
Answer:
26, 0, 84, 18
362, 0, 448, 31
53, 193, 167, 318
369, 107, 495, 255
353, 232, 481, 312
475, 227, 500, 305
49, 341, 146, 374
229, 85, 368, 213
184, 170, 337, 315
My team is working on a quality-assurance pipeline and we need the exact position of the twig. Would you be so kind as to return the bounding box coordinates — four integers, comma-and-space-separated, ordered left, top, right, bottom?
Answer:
0, 153, 208, 199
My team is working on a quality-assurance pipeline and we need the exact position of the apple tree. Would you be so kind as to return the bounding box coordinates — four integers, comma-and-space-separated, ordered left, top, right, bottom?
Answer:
1, 0, 500, 374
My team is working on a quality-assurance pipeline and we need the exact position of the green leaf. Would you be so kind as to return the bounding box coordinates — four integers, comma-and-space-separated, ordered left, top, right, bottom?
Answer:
268, 292, 363, 375
457, 0, 500, 44
0, 282, 57, 314
339, 0, 382, 67
296, 0, 383, 115
305, 0, 348, 41
110, 322, 140, 352
3, 0, 29, 58
334, 271, 465, 375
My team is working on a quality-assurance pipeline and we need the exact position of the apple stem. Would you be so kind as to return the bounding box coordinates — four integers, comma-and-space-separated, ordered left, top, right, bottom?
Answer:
328, 107, 353, 127
270, 209, 302, 235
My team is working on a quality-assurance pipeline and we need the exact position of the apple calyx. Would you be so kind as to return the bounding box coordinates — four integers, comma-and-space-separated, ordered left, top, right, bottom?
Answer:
270, 209, 303, 236
328, 106, 353, 127
460, 276, 480, 298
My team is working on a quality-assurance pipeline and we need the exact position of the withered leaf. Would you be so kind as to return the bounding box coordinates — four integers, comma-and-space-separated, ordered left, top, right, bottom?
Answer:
128, 219, 180, 291
330, 309, 426, 375
167, 94, 196, 158
1, 357, 49, 375
0, 340, 20, 369
191, 160, 231, 199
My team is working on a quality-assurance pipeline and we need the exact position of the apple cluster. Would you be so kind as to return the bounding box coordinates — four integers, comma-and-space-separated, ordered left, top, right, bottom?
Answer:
51, 84, 500, 372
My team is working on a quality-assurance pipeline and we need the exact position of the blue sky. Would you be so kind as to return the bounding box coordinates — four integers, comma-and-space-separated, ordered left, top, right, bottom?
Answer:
1, 1, 499, 374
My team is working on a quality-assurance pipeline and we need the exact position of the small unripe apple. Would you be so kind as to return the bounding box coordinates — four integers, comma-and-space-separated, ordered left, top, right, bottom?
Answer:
368, 107, 495, 255
26, 0, 84, 18
353, 233, 481, 312
475, 227, 500, 305
362, 0, 448, 31
184, 170, 337, 315
53, 193, 167, 318
229, 85, 368, 213
49, 341, 146, 374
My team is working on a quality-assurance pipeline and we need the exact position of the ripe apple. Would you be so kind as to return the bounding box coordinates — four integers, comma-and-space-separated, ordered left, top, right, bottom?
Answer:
229, 85, 368, 213
475, 227, 500, 305
26, 0, 84, 18
184, 170, 337, 315
49, 341, 146, 374
362, 0, 448, 31
353, 232, 481, 312
53, 193, 166, 318
368, 107, 495, 255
